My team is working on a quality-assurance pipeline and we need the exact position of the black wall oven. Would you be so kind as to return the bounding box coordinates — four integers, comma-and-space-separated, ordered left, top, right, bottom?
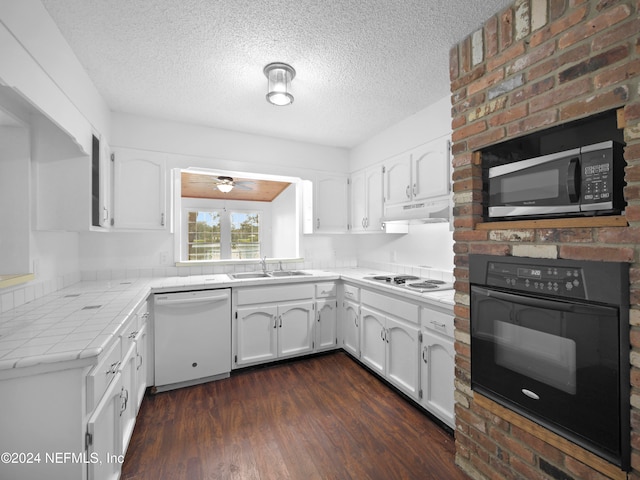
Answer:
470, 255, 630, 470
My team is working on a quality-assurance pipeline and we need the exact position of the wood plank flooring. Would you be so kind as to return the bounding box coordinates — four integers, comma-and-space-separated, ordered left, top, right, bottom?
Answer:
120, 351, 468, 480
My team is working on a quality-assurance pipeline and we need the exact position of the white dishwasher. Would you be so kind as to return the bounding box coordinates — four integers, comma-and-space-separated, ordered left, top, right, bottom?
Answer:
154, 288, 231, 392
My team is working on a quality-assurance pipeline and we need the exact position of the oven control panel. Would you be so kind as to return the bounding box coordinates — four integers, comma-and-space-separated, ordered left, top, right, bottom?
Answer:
486, 261, 586, 299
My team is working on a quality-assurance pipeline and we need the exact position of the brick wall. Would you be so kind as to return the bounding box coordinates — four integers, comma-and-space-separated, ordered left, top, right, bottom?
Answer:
450, 0, 640, 479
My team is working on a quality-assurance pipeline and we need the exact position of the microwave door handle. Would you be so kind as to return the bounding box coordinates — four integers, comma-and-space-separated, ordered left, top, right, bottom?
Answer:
567, 157, 580, 202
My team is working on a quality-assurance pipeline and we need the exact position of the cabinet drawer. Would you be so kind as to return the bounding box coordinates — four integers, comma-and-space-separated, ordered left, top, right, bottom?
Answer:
361, 289, 419, 324
236, 283, 314, 305
421, 308, 454, 338
315, 282, 337, 298
121, 315, 139, 354
342, 284, 360, 302
86, 337, 121, 413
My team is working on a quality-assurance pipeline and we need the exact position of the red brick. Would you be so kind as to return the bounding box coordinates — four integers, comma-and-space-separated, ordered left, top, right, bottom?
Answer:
460, 36, 472, 75
507, 109, 558, 137
626, 102, 640, 123
467, 127, 507, 151
598, 227, 640, 243
451, 66, 486, 92
452, 114, 466, 130
454, 304, 470, 321
511, 425, 566, 465
500, 8, 513, 51
469, 243, 511, 256
489, 426, 536, 465
452, 176, 483, 192
452, 152, 473, 168
510, 456, 548, 480
549, 0, 568, 21
594, 58, 640, 90
551, 5, 589, 45
564, 455, 613, 480
511, 76, 555, 105
487, 42, 526, 72
485, 16, 499, 58
592, 16, 640, 51
507, 41, 556, 76
559, 244, 635, 262
537, 227, 594, 243
559, 86, 629, 121
530, 77, 591, 113
626, 205, 640, 222
450, 45, 460, 81
625, 163, 640, 182
624, 184, 640, 202
559, 45, 630, 84
488, 103, 528, 128
454, 216, 477, 229
468, 69, 506, 96
451, 140, 468, 157
558, 4, 629, 49
452, 120, 487, 143
625, 143, 640, 162
453, 229, 489, 242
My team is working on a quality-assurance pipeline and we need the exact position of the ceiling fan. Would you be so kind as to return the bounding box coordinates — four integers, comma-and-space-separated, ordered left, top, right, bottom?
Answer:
187, 174, 255, 193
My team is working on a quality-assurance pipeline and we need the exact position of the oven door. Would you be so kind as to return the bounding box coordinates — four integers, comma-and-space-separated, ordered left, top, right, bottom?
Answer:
488, 149, 581, 218
471, 285, 622, 462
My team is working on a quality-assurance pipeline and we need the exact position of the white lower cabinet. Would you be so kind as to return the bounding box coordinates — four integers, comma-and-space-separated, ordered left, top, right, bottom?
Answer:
360, 304, 421, 401
234, 284, 318, 368
315, 282, 338, 352
420, 308, 455, 428
86, 371, 124, 480
341, 299, 360, 357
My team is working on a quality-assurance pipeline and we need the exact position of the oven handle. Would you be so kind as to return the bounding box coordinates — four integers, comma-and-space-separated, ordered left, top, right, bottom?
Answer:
473, 286, 613, 315
567, 156, 580, 203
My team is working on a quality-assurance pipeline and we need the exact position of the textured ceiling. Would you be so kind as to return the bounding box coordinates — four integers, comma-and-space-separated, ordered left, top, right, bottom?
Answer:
40, 0, 513, 148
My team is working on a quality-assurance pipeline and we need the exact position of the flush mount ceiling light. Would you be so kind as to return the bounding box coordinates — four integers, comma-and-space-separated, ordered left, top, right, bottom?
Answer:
263, 62, 296, 106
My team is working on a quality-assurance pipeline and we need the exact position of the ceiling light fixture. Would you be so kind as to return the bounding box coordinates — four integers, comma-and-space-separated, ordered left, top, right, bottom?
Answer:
216, 176, 234, 193
263, 62, 295, 106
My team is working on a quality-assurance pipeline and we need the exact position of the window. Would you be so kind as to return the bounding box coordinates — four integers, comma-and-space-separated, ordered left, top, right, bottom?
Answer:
184, 207, 261, 261
230, 212, 260, 259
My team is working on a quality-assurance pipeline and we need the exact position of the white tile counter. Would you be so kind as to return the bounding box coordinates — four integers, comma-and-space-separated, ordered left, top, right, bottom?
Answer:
0, 268, 454, 377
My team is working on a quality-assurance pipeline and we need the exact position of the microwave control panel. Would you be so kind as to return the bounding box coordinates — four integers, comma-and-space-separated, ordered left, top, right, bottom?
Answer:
581, 146, 613, 205
486, 261, 586, 299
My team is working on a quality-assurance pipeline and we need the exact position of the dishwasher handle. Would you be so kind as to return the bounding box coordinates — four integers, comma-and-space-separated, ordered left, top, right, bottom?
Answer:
155, 292, 229, 306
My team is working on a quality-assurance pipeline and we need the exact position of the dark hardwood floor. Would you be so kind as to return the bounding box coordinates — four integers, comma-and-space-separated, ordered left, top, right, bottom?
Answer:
121, 351, 468, 480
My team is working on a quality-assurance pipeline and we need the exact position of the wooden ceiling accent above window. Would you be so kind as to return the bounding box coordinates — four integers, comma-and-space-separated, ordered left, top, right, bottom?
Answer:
181, 172, 291, 202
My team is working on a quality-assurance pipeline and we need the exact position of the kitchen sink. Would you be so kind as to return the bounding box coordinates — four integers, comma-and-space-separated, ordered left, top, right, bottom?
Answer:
229, 272, 271, 279
229, 270, 310, 280
268, 270, 310, 277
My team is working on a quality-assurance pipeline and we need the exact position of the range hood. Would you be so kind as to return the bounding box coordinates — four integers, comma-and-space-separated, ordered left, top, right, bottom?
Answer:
382, 195, 451, 224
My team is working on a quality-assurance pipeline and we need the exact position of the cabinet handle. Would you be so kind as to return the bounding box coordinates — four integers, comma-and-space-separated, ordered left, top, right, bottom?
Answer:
405, 185, 411, 198
430, 320, 446, 329
413, 183, 417, 197
160, 213, 165, 226
103, 207, 109, 223
385, 328, 389, 343
355, 315, 359, 328
361, 218, 365, 228
380, 329, 386, 342
136, 352, 143, 370
316, 218, 320, 229
365, 217, 369, 228
105, 361, 119, 375
128, 331, 138, 339
422, 346, 428, 363
345, 291, 354, 298
273, 315, 278, 329
120, 388, 129, 416
279, 315, 283, 328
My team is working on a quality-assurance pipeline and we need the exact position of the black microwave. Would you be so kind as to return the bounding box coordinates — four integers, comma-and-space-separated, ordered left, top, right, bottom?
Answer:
487, 140, 625, 220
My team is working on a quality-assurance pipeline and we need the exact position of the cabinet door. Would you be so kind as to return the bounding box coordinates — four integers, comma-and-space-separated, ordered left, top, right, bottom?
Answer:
386, 317, 420, 401
278, 301, 314, 358
383, 153, 411, 206
86, 372, 123, 480
315, 174, 349, 233
134, 322, 148, 410
113, 150, 165, 229
119, 342, 137, 457
342, 300, 360, 357
316, 299, 337, 351
236, 305, 278, 366
360, 306, 386, 376
421, 329, 455, 428
350, 170, 366, 232
411, 138, 450, 201
94, 137, 111, 229
365, 167, 384, 230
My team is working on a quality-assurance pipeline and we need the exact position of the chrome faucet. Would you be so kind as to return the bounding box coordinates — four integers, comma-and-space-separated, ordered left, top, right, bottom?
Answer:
260, 256, 267, 273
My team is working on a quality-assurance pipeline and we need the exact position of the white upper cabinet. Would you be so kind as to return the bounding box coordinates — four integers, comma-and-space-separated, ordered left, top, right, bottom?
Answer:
310, 173, 349, 233
350, 166, 383, 232
382, 136, 451, 206
383, 152, 412, 206
411, 138, 451, 201
112, 149, 166, 230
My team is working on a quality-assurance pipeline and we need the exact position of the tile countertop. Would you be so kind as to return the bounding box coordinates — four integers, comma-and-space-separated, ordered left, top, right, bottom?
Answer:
0, 268, 454, 377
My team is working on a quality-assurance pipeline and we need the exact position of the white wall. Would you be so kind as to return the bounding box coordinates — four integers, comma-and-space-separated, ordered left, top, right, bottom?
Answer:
349, 96, 455, 274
